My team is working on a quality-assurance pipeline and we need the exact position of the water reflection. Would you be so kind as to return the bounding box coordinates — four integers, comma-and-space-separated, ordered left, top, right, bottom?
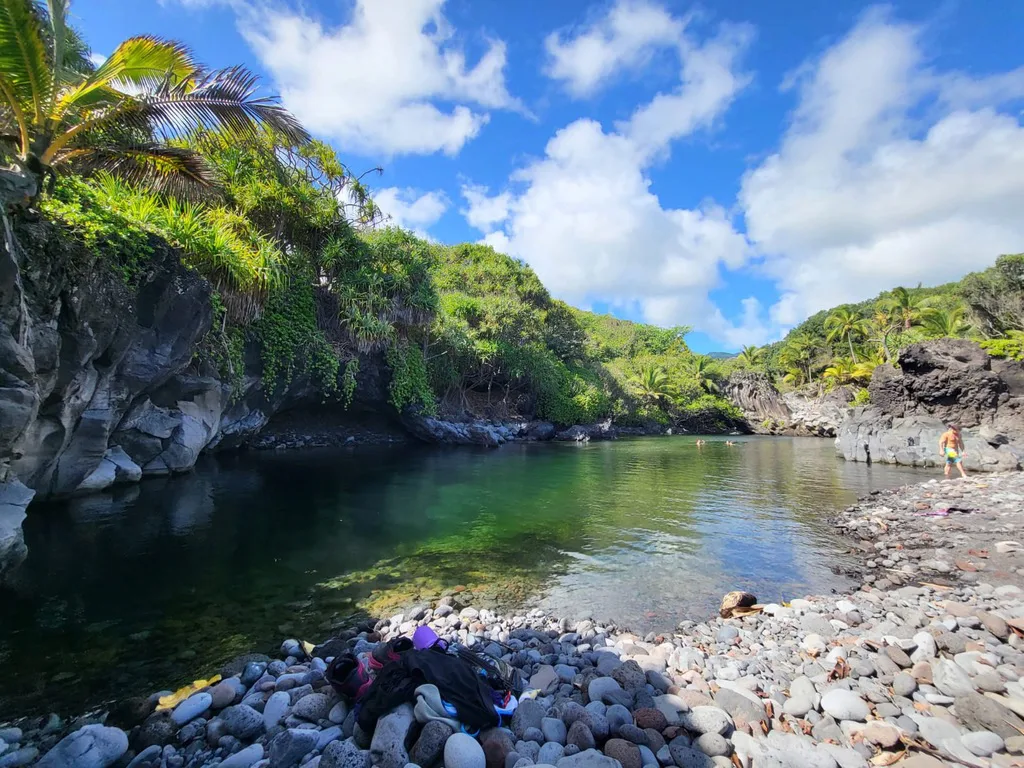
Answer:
0, 437, 930, 718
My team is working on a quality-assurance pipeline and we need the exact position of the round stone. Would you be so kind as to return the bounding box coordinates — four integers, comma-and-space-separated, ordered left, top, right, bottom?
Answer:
444, 733, 486, 768
820, 689, 869, 721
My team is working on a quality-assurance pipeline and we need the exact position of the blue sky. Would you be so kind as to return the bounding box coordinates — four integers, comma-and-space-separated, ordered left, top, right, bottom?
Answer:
74, 0, 1024, 352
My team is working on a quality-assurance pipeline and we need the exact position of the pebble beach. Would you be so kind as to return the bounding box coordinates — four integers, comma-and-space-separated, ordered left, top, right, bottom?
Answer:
4, 473, 1024, 768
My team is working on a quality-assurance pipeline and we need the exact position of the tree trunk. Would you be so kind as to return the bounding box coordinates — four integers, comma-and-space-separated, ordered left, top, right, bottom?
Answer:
848, 334, 858, 363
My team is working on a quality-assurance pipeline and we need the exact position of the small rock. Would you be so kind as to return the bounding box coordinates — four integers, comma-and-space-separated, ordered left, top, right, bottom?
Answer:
445, 733, 486, 768
679, 707, 731, 736
820, 689, 869, 721
269, 728, 319, 768
37, 725, 128, 768
410, 721, 453, 768
566, 722, 595, 752
961, 731, 1004, 757
170, 693, 212, 726
604, 739, 641, 768
221, 744, 266, 768
293, 693, 332, 722
541, 718, 567, 746
221, 705, 265, 740
695, 733, 730, 758
933, 659, 976, 697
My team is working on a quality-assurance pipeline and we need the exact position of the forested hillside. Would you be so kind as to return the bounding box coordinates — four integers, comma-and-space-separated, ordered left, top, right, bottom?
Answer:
732, 254, 1024, 401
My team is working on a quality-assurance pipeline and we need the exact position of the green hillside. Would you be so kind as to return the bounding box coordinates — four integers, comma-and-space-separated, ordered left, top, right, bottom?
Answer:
742, 255, 1024, 397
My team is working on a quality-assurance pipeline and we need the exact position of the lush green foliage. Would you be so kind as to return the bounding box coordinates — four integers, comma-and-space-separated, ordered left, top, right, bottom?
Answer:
39, 175, 153, 282
386, 340, 435, 415
981, 330, 1024, 361
748, 255, 1024, 393
255, 277, 339, 397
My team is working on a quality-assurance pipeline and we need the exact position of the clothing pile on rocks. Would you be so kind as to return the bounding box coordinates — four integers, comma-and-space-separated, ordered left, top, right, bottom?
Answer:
10, 582, 1024, 768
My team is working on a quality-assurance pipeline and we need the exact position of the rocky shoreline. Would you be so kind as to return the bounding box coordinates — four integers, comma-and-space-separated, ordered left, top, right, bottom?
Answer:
1, 474, 1024, 768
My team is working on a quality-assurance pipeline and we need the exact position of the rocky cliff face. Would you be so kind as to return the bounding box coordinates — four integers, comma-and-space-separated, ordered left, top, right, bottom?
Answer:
0, 207, 408, 578
723, 372, 848, 437
836, 339, 1023, 471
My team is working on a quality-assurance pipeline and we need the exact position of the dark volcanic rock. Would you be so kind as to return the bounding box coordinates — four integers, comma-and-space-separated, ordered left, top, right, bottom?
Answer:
837, 339, 1024, 471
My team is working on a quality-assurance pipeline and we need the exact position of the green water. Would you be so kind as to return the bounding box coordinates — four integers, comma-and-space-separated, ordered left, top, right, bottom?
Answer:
0, 436, 930, 719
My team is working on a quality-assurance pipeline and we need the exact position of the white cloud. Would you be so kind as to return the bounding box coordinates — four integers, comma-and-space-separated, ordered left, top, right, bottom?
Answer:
544, 0, 684, 97
374, 187, 448, 236
208, 0, 519, 156
88, 52, 107, 67
740, 9, 1024, 329
466, 17, 755, 342
460, 184, 512, 231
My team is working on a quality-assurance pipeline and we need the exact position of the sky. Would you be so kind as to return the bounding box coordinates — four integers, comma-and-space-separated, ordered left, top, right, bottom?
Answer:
74, 0, 1024, 352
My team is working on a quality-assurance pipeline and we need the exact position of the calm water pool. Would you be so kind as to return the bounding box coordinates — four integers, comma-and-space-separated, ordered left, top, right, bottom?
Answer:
0, 436, 931, 718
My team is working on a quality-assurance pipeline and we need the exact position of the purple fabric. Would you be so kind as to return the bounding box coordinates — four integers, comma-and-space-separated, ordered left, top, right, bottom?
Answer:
413, 625, 441, 650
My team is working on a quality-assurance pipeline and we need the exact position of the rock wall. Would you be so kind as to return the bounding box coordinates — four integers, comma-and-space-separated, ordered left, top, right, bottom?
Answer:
723, 372, 848, 437
835, 340, 1024, 471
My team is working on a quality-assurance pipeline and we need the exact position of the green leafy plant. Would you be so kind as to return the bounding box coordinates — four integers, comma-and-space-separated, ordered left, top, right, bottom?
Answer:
850, 388, 871, 406
980, 330, 1024, 361
386, 340, 435, 414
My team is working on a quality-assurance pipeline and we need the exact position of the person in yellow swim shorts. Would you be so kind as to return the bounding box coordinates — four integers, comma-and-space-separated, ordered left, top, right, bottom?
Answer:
939, 423, 967, 479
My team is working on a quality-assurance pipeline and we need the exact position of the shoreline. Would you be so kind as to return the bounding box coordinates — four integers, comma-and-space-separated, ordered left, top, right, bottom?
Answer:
3, 473, 1024, 768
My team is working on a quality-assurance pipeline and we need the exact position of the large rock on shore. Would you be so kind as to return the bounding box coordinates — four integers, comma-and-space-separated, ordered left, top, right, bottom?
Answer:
836, 339, 1024, 471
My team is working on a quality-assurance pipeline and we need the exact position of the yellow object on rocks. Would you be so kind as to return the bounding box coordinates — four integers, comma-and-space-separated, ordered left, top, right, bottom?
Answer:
155, 675, 222, 711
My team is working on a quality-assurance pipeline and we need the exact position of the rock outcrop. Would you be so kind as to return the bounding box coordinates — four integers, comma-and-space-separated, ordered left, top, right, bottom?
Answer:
836, 339, 1024, 471
723, 372, 848, 437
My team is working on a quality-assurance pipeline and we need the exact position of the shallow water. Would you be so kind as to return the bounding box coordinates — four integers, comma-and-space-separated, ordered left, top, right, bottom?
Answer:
0, 436, 931, 718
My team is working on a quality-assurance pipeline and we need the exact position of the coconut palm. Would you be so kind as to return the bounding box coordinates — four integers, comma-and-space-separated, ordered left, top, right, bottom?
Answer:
882, 287, 926, 330
921, 305, 971, 338
683, 354, 718, 393
634, 363, 671, 405
778, 332, 820, 386
824, 307, 869, 363
0, 0, 308, 197
737, 345, 764, 369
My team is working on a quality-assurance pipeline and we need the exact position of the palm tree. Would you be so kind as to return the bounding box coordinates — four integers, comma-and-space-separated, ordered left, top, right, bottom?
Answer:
822, 357, 855, 387
0, 0, 308, 197
684, 354, 718, 393
824, 308, 869, 363
882, 287, 926, 330
867, 305, 899, 363
778, 332, 820, 386
921, 305, 971, 338
634, 364, 671, 405
737, 345, 764, 369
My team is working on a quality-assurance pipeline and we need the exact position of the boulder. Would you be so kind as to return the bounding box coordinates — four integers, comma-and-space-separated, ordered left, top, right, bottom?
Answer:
836, 340, 1024, 471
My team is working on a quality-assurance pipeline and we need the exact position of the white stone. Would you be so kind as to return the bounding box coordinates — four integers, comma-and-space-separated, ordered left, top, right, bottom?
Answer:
820, 689, 869, 721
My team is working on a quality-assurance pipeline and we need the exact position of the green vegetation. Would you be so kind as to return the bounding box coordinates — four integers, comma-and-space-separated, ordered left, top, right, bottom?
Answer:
4, 2, 744, 432
0, 0, 305, 196
743, 254, 1024, 399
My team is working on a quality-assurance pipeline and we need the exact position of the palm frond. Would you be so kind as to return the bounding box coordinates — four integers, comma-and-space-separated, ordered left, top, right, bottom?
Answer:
64, 142, 215, 198
0, 0, 52, 124
55, 36, 195, 121
136, 65, 309, 146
